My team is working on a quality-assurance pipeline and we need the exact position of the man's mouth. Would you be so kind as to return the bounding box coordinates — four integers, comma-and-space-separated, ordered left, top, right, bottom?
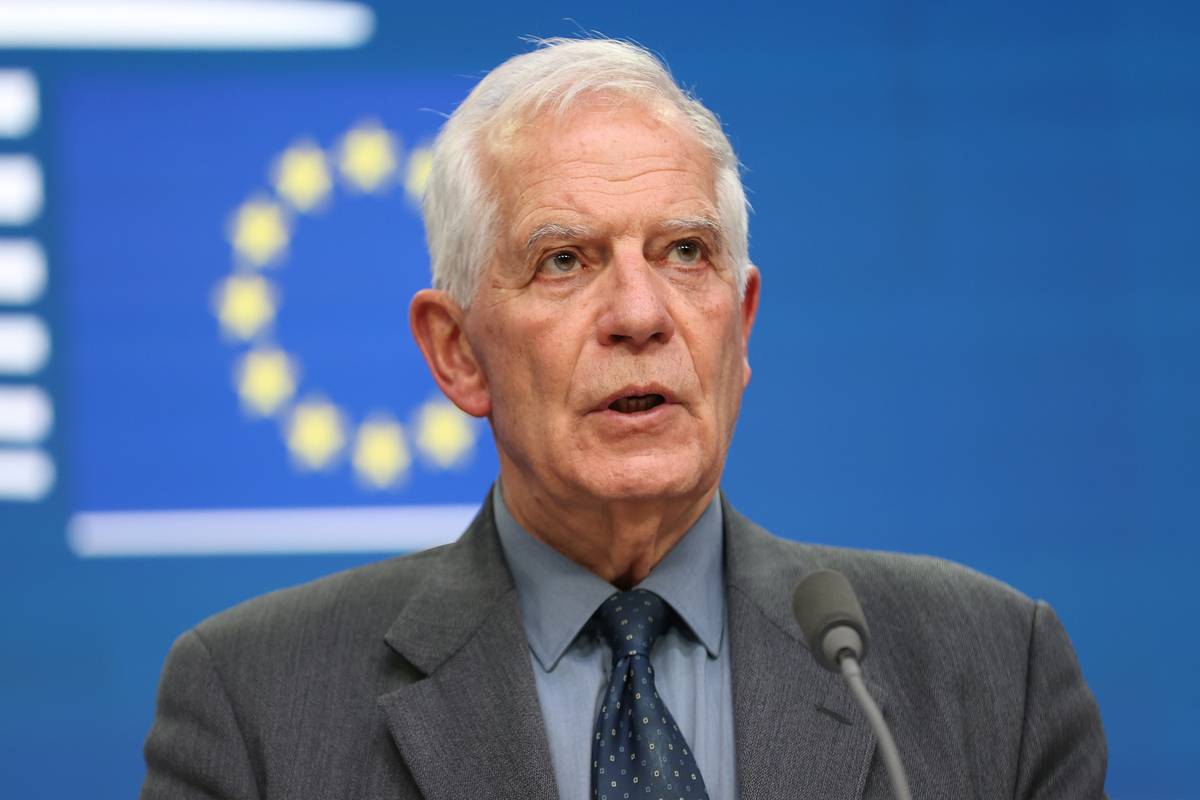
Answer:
608, 394, 666, 414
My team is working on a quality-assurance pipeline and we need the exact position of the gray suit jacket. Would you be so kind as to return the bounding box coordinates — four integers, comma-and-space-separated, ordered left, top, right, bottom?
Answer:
141, 496, 1106, 799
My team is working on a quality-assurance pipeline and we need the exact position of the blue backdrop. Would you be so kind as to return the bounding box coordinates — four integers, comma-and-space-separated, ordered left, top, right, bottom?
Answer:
1, 3, 1197, 797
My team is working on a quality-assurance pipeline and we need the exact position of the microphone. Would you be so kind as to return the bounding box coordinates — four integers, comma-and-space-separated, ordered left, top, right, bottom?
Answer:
793, 569, 912, 800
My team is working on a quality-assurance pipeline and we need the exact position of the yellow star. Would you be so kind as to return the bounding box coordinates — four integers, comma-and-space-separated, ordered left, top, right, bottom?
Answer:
286, 399, 345, 470
353, 416, 411, 489
214, 274, 276, 340
229, 198, 290, 266
404, 146, 434, 204
338, 122, 399, 192
414, 399, 476, 468
235, 348, 297, 416
273, 141, 332, 212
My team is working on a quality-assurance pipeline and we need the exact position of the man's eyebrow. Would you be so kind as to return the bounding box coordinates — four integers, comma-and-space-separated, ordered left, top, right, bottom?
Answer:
656, 216, 725, 252
522, 216, 726, 256
523, 223, 595, 256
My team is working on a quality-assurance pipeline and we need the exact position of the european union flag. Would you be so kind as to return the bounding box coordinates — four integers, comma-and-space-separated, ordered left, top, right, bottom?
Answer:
58, 72, 496, 555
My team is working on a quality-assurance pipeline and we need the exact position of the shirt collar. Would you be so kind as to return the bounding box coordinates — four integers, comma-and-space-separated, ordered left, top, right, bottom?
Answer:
493, 485, 726, 672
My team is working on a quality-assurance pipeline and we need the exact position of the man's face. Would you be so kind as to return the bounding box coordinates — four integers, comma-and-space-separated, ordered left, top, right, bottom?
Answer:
462, 99, 759, 506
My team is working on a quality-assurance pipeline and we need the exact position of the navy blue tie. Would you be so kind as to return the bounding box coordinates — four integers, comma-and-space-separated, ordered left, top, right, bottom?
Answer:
591, 590, 709, 800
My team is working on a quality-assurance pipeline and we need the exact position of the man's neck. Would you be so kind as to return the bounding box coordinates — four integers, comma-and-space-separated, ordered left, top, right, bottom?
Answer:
497, 472, 718, 590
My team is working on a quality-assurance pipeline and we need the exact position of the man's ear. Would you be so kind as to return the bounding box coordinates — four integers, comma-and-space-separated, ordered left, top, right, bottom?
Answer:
409, 289, 491, 418
739, 265, 761, 387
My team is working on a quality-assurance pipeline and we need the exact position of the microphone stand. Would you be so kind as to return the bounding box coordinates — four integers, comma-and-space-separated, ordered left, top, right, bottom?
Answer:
838, 650, 912, 800
794, 569, 913, 800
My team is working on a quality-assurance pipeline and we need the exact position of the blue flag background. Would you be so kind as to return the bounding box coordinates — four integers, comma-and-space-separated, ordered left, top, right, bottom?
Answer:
60, 75, 494, 513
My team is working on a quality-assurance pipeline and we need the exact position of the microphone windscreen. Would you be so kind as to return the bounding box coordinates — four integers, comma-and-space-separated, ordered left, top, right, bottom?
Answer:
792, 569, 870, 668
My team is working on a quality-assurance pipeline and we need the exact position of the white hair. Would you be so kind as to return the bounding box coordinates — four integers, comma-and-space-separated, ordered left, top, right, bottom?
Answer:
422, 37, 751, 307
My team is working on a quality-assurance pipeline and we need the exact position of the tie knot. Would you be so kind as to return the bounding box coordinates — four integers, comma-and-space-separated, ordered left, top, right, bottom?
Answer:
594, 589, 671, 660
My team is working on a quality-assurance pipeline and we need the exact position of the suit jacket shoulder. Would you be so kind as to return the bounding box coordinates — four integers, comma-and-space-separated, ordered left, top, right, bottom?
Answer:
723, 504, 1107, 799
192, 542, 452, 680
142, 499, 557, 800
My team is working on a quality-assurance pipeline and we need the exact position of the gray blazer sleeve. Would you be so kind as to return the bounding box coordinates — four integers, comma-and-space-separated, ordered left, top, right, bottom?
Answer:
1015, 601, 1107, 799
141, 629, 262, 800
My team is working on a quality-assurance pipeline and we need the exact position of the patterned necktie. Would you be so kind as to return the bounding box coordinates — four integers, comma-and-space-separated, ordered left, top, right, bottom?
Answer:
591, 589, 709, 800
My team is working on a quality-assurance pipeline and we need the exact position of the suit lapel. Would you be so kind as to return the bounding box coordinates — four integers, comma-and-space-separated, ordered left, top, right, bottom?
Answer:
724, 500, 885, 800
374, 492, 887, 800
377, 495, 558, 800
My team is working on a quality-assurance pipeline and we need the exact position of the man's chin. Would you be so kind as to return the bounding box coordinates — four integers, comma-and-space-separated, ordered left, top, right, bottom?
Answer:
575, 454, 712, 502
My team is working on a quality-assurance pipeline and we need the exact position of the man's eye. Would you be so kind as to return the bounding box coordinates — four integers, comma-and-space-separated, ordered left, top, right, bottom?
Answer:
540, 251, 581, 274
667, 240, 704, 265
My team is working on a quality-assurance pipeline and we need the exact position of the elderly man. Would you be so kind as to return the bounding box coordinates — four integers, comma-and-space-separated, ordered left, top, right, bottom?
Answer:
142, 39, 1106, 799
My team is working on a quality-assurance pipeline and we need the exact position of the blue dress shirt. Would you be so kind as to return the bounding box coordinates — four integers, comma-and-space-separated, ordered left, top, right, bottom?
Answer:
493, 487, 737, 800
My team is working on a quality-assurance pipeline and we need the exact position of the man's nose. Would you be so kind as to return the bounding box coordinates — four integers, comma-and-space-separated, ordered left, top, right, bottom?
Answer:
596, 251, 675, 349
